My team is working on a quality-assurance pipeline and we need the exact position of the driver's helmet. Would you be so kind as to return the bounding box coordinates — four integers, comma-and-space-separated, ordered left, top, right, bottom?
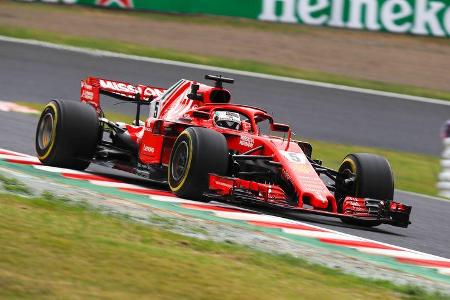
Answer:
214, 111, 241, 130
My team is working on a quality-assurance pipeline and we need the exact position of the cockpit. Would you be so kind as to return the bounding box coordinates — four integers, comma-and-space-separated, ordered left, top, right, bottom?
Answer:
209, 107, 289, 136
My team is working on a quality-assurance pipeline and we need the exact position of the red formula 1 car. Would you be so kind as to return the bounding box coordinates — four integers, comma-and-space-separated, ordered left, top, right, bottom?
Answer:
35, 75, 411, 228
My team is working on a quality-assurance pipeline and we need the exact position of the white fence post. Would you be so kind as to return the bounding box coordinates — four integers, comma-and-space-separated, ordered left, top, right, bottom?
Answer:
438, 121, 450, 198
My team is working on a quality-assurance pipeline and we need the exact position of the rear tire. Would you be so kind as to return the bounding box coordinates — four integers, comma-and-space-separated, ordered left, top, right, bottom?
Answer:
336, 153, 394, 227
35, 100, 99, 170
168, 127, 228, 199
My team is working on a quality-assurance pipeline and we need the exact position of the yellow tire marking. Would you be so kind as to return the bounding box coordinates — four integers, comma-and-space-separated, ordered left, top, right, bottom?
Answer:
169, 131, 193, 192
38, 102, 58, 161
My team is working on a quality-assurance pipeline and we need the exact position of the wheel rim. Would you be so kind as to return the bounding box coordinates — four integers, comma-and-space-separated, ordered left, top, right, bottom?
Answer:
37, 112, 54, 150
171, 141, 189, 182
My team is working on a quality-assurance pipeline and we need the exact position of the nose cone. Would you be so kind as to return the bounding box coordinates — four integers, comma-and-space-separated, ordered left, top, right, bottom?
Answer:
304, 193, 329, 210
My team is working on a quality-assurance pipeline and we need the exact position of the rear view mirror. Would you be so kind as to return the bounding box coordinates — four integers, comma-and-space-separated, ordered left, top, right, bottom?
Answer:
271, 122, 290, 133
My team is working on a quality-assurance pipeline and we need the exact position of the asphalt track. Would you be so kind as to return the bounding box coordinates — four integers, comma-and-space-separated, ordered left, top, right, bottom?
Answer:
0, 39, 449, 258
0, 39, 449, 155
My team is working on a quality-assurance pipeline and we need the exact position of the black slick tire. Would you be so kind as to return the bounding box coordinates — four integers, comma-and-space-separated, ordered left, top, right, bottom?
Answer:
168, 127, 228, 199
337, 153, 394, 227
35, 99, 99, 170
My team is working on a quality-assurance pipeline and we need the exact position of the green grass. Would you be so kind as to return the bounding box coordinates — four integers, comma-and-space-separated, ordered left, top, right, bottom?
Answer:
1, 24, 450, 101
18, 101, 439, 197
0, 174, 31, 195
0, 192, 445, 300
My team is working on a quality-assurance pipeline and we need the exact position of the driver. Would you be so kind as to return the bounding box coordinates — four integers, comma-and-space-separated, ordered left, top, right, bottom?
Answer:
213, 111, 241, 130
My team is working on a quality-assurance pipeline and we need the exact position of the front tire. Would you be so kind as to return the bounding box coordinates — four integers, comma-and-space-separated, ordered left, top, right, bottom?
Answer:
35, 100, 100, 170
336, 153, 394, 227
168, 127, 228, 199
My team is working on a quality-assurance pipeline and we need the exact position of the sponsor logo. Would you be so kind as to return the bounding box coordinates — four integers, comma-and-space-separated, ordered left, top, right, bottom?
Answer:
99, 80, 164, 100
96, 0, 133, 9
100, 79, 137, 94
282, 168, 292, 181
259, 0, 450, 37
81, 81, 93, 90
239, 135, 254, 148
139, 86, 165, 98
81, 90, 94, 101
143, 145, 155, 153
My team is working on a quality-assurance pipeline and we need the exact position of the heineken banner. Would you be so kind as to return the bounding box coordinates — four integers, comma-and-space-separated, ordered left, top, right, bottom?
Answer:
21, 0, 450, 37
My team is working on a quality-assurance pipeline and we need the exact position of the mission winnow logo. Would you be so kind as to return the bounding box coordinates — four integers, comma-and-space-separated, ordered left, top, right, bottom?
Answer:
259, 0, 450, 37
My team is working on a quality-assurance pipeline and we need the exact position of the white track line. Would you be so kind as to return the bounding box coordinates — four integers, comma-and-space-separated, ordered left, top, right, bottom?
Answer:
0, 35, 448, 106
354, 248, 443, 260
439, 268, 450, 276
0, 154, 40, 163
88, 180, 151, 189
214, 211, 300, 223
34, 165, 86, 174
282, 228, 363, 241
0, 149, 35, 158
0, 100, 39, 114
397, 189, 450, 203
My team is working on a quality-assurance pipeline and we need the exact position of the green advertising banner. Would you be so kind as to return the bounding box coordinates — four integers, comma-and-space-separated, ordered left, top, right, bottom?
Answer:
20, 0, 450, 37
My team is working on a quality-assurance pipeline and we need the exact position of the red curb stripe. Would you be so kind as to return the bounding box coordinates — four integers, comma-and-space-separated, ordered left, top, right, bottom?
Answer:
119, 187, 174, 197
62, 173, 120, 182
248, 221, 326, 231
181, 203, 250, 213
5, 159, 41, 165
0, 150, 28, 157
396, 258, 450, 268
318, 238, 399, 250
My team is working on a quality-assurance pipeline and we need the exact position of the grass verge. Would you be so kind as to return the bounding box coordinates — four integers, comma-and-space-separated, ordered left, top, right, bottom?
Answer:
1, 24, 450, 101
17, 101, 440, 197
0, 173, 31, 195
0, 192, 445, 299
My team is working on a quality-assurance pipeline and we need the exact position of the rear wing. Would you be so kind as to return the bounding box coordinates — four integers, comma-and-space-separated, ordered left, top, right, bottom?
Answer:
80, 77, 166, 109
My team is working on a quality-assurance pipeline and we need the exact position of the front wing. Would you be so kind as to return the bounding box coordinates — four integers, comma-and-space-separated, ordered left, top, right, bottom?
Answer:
207, 174, 411, 228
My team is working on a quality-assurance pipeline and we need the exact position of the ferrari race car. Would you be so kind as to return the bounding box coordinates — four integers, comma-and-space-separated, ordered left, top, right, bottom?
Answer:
35, 75, 411, 228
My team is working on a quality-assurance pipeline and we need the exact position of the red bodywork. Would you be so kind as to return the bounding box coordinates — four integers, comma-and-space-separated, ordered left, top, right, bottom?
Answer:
79, 76, 411, 226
